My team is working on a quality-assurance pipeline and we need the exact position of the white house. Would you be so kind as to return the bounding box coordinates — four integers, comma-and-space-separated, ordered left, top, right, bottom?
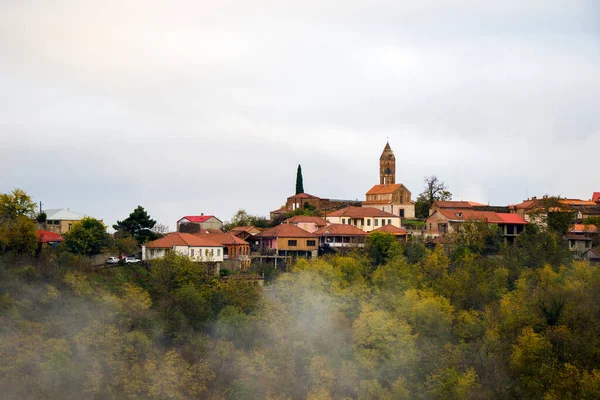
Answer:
142, 232, 224, 263
325, 206, 402, 233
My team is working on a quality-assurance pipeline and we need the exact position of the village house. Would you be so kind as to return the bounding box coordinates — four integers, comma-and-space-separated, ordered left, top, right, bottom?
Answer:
256, 224, 318, 259
361, 142, 415, 218
429, 200, 487, 216
371, 224, 410, 242
283, 193, 361, 214
325, 206, 402, 233
198, 232, 251, 271
314, 223, 367, 250
177, 214, 223, 232
567, 224, 597, 257
36, 230, 64, 248
229, 226, 261, 241
511, 195, 600, 224
283, 215, 329, 233
41, 208, 86, 234
425, 209, 527, 244
142, 232, 224, 265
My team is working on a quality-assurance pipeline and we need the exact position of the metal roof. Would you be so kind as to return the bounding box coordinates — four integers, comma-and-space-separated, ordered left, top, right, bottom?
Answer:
43, 208, 86, 221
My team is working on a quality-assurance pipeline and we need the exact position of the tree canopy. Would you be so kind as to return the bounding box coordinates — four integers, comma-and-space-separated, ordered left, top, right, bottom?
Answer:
296, 164, 304, 194
112, 206, 158, 245
63, 217, 108, 256
0, 189, 37, 255
415, 175, 452, 218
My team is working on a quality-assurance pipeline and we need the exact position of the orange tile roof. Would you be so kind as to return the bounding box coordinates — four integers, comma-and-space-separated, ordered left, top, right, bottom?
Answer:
257, 224, 318, 238
145, 232, 222, 248
570, 224, 598, 233
435, 209, 527, 224
327, 206, 399, 218
284, 215, 328, 225
593, 192, 600, 203
366, 184, 408, 195
560, 199, 597, 206
314, 224, 367, 236
287, 192, 320, 200
371, 225, 409, 235
196, 232, 249, 246
434, 200, 486, 209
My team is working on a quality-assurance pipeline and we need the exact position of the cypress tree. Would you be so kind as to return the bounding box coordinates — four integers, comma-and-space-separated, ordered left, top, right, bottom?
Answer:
295, 165, 304, 194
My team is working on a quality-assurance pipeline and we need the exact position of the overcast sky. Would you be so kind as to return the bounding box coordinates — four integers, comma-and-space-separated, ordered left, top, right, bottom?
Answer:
1, 0, 599, 230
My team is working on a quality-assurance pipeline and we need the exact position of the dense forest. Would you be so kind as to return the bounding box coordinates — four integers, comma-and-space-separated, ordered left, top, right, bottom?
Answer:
1, 229, 600, 399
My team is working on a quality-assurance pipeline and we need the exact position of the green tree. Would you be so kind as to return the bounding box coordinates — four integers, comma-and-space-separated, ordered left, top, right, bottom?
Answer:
113, 206, 158, 245
365, 231, 402, 265
296, 164, 304, 194
415, 176, 452, 218
62, 217, 108, 256
0, 188, 37, 255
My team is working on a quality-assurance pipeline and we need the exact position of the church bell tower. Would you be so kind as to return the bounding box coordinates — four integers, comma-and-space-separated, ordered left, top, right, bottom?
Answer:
379, 141, 396, 185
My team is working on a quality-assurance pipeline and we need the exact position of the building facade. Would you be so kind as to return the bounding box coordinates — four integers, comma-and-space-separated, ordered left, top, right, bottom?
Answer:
362, 142, 415, 218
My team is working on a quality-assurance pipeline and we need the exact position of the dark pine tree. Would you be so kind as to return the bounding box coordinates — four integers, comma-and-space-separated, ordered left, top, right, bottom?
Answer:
113, 205, 158, 245
295, 165, 304, 194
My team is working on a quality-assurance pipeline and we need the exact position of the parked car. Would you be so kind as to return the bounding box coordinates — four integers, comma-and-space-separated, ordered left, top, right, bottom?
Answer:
106, 256, 119, 264
124, 256, 142, 264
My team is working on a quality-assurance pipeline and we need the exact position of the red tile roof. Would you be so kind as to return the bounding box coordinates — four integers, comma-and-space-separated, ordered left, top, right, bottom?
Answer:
145, 232, 222, 248
327, 206, 399, 218
284, 216, 329, 225
178, 215, 219, 223
287, 192, 320, 200
257, 224, 318, 238
36, 230, 64, 243
435, 209, 527, 224
593, 192, 600, 203
366, 184, 409, 195
314, 224, 367, 236
372, 225, 409, 236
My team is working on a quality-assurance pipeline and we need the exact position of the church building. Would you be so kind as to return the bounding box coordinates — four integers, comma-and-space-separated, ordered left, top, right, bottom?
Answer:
362, 142, 416, 218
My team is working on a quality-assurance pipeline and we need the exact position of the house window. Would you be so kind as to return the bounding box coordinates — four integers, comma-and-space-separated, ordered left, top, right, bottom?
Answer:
307, 240, 316, 246
191, 249, 195, 257
375, 219, 379, 227
342, 219, 346, 224
388, 219, 392, 225
367, 219, 371, 226
381, 219, 385, 226
217, 249, 221, 256
68, 223, 72, 231
400, 209, 405, 218
288, 240, 297, 246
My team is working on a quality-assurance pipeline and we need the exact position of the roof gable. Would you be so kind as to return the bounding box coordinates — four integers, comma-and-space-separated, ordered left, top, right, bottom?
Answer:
366, 184, 409, 195
257, 224, 318, 238
44, 208, 86, 220
146, 232, 222, 248
327, 206, 399, 218
178, 215, 222, 224
314, 224, 367, 236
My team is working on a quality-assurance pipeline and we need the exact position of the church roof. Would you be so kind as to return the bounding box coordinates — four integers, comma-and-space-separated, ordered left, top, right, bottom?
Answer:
366, 184, 409, 195
380, 142, 395, 159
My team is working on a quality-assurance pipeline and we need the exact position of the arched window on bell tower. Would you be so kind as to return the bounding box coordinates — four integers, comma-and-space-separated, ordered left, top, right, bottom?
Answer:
380, 142, 396, 185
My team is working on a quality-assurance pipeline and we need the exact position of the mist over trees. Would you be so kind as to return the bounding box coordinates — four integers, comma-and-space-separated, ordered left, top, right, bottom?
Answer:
2, 226, 600, 399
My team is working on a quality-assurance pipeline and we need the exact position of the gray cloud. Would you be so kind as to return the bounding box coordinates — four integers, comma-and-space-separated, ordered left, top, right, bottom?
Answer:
1, 0, 599, 229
